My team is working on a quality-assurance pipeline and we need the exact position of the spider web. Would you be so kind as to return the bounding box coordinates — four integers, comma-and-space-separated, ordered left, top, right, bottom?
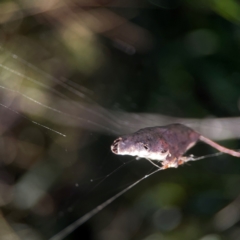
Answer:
1, 1, 240, 239
0, 44, 235, 240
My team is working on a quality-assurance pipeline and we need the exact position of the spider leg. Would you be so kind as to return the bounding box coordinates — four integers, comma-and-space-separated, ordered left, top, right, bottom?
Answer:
161, 158, 178, 169
177, 155, 194, 165
146, 158, 162, 169
146, 155, 194, 170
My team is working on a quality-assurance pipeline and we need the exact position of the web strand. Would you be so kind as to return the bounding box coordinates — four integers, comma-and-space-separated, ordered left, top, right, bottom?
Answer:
0, 84, 119, 135
87, 159, 135, 194
0, 45, 125, 133
49, 152, 224, 240
0, 102, 66, 137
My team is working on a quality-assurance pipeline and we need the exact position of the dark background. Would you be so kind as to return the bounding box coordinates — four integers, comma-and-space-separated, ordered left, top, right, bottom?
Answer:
0, 0, 240, 240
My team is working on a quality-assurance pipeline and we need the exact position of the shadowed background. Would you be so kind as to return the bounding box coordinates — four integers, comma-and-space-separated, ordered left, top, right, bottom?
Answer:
0, 0, 240, 240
